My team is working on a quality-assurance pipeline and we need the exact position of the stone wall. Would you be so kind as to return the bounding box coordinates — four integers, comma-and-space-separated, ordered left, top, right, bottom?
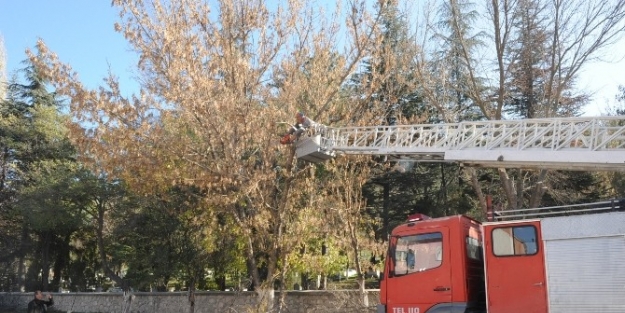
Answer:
0, 290, 380, 313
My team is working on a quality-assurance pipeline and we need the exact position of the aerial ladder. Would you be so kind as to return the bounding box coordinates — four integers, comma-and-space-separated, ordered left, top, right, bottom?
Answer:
289, 115, 625, 171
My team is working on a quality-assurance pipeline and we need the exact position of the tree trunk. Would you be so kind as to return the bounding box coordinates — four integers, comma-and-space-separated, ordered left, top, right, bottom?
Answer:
300, 272, 309, 290
52, 234, 70, 291
529, 170, 548, 208
498, 169, 517, 209
468, 168, 488, 213
188, 276, 196, 313
216, 275, 226, 291
316, 274, 328, 290
257, 288, 275, 312
15, 224, 28, 292
244, 233, 261, 291
383, 182, 390, 238
358, 275, 368, 307
516, 171, 524, 210
95, 200, 124, 288
41, 232, 51, 291
440, 164, 448, 215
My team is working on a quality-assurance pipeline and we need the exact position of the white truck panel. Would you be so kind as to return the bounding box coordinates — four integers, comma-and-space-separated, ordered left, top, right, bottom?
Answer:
541, 212, 625, 313
541, 211, 625, 240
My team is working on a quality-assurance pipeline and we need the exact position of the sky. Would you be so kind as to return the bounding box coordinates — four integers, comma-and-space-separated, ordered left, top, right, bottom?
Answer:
1, 0, 624, 116
0, 1, 139, 96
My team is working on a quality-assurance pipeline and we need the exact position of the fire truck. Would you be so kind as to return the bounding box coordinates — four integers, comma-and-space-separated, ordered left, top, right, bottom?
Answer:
290, 116, 625, 313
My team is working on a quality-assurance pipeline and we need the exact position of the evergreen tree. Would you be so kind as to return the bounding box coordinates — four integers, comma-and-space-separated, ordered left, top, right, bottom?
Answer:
496, 0, 600, 210
0, 58, 83, 292
504, 0, 548, 118
352, 1, 474, 242
504, 0, 587, 119
432, 0, 485, 122
350, 0, 423, 124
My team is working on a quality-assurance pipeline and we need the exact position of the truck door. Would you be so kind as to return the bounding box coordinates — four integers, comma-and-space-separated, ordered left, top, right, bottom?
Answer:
386, 227, 451, 313
483, 221, 547, 313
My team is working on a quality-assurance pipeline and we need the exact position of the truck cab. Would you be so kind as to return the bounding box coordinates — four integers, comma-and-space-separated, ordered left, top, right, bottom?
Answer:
379, 201, 625, 313
379, 214, 485, 313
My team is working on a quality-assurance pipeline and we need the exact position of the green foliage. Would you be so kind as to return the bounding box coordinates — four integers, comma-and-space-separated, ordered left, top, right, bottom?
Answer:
4, 0, 625, 296
364, 163, 474, 238
287, 237, 349, 282
431, 0, 486, 122
0, 58, 81, 292
349, 0, 424, 124
17, 160, 84, 233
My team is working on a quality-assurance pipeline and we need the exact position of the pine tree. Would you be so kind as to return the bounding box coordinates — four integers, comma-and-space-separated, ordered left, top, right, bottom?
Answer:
350, 0, 424, 124
432, 0, 485, 122
0, 58, 79, 292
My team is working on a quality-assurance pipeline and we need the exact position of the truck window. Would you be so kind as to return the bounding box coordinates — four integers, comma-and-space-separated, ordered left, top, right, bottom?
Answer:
393, 232, 442, 276
492, 225, 538, 256
466, 236, 482, 260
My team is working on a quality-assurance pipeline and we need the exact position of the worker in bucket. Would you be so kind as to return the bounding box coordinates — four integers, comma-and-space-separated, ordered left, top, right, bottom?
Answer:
280, 112, 316, 144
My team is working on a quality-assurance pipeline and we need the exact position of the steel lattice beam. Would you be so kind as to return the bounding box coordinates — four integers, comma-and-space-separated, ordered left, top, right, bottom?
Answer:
295, 117, 625, 170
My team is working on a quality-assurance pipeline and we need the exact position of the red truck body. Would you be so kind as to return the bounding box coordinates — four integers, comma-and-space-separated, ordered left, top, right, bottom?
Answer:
378, 202, 625, 313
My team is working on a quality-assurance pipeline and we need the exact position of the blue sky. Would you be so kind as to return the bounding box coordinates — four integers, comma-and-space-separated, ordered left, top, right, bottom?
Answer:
1, 0, 624, 116
0, 1, 138, 95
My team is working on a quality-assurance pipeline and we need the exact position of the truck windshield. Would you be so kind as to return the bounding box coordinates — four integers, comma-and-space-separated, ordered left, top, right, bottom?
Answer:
392, 232, 443, 276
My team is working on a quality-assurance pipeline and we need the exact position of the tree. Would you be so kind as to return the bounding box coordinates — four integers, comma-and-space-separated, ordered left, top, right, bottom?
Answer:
598, 88, 625, 198
323, 157, 383, 303
350, 0, 424, 124
504, 0, 548, 119
30, 1, 387, 311
490, 0, 622, 209
72, 174, 133, 292
0, 58, 83, 292
430, 0, 485, 122
348, 0, 447, 246
0, 103, 25, 291
418, 0, 625, 211
15, 159, 85, 292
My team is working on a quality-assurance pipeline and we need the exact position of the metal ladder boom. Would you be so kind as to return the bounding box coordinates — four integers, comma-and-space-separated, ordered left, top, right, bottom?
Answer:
295, 117, 625, 171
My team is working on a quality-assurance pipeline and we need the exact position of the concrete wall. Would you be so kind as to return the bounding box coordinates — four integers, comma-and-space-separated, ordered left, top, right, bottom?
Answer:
0, 290, 380, 313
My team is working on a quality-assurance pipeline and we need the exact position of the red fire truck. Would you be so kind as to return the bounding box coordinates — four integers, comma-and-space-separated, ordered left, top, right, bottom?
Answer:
291, 116, 625, 313
377, 201, 625, 313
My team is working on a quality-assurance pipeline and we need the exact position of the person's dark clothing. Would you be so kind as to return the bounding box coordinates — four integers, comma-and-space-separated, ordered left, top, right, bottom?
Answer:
27, 297, 54, 313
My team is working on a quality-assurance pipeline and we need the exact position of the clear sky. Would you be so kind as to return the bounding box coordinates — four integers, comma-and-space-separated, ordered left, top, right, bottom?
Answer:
1, 0, 624, 116
0, 1, 138, 95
